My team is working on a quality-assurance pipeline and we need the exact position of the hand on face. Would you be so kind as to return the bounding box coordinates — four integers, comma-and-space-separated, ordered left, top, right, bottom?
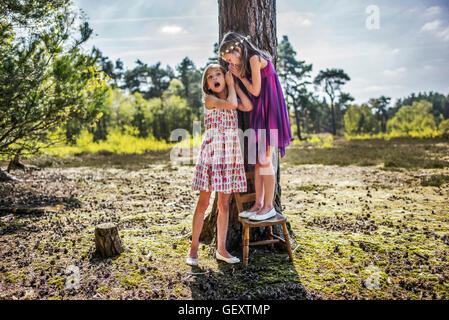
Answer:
225, 71, 234, 87
228, 63, 242, 79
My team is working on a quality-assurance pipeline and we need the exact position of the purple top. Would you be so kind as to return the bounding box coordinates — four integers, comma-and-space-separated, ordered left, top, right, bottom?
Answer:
247, 57, 292, 158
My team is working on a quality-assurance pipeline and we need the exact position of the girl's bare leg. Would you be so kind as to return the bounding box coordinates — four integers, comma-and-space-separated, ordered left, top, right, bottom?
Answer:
216, 192, 233, 258
257, 146, 275, 215
189, 191, 211, 258
247, 163, 264, 212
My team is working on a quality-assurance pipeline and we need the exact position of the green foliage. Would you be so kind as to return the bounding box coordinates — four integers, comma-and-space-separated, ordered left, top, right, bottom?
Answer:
368, 96, 391, 133
292, 134, 334, 148
393, 92, 449, 121
345, 99, 446, 140
387, 100, 437, 136
438, 119, 449, 136
148, 90, 192, 141
176, 57, 202, 119
314, 68, 351, 135
0, 0, 107, 158
344, 105, 379, 135
45, 126, 173, 157
121, 60, 174, 100
277, 35, 313, 140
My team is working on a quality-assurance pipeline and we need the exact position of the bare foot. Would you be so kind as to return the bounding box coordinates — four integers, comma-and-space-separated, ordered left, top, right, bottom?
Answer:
247, 203, 262, 213
217, 249, 233, 259
256, 206, 273, 215
189, 247, 198, 259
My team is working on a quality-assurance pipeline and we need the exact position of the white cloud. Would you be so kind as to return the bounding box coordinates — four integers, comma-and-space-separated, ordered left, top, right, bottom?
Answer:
361, 85, 387, 93
425, 6, 442, 16
278, 12, 314, 28
391, 48, 400, 55
159, 25, 186, 35
109, 46, 204, 59
420, 19, 449, 42
382, 67, 407, 77
91, 15, 215, 24
437, 27, 449, 42
95, 36, 157, 42
421, 20, 442, 32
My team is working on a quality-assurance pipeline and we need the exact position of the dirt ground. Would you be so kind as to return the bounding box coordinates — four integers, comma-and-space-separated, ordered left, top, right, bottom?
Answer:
1, 138, 448, 300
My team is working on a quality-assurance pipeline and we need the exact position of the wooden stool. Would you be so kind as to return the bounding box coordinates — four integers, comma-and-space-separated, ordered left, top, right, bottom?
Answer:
233, 172, 294, 267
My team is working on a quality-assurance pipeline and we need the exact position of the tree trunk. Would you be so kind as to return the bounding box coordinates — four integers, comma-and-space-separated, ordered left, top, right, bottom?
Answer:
200, 0, 289, 251
94, 223, 125, 258
294, 107, 302, 141
330, 102, 336, 135
7, 151, 25, 172
6, 150, 40, 173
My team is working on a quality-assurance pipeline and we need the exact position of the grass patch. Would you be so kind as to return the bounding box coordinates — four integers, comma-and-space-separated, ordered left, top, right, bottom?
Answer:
284, 137, 449, 169
420, 174, 449, 187
41, 127, 174, 158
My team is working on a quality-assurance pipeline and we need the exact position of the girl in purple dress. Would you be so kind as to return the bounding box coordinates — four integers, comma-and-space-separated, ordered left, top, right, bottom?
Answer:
219, 31, 292, 221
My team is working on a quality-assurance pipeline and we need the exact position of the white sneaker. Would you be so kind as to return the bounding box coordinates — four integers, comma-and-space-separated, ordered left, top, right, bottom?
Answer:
249, 208, 276, 221
239, 209, 258, 218
215, 251, 240, 264
185, 249, 198, 266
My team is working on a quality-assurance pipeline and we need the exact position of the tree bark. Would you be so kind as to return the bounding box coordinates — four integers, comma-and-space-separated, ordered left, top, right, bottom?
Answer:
94, 223, 125, 258
330, 101, 337, 136
7, 151, 26, 172
200, 0, 289, 250
294, 107, 302, 140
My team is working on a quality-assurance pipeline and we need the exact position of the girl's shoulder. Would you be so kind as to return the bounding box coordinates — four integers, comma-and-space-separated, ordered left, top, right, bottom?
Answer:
248, 54, 270, 74
249, 55, 269, 68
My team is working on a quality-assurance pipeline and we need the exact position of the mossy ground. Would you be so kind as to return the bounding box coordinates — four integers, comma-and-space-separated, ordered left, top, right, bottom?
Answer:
0, 137, 448, 299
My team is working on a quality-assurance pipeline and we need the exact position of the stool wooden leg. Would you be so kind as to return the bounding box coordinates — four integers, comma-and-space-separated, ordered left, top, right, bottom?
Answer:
282, 222, 293, 261
243, 226, 250, 267
267, 226, 274, 249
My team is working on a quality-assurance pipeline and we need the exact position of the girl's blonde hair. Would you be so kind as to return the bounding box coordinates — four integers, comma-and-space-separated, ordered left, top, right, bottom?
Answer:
201, 63, 227, 102
218, 31, 271, 79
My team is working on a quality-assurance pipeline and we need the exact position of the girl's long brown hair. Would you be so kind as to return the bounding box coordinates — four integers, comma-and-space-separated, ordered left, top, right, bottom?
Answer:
218, 31, 271, 79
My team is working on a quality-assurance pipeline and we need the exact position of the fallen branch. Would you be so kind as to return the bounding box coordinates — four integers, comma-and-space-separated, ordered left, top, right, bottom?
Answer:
182, 271, 213, 281
413, 252, 429, 261
292, 244, 302, 254
0, 204, 64, 216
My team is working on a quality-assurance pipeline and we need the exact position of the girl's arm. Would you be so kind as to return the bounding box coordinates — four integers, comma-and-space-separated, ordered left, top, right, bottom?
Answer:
205, 71, 238, 110
235, 82, 253, 112
229, 55, 262, 97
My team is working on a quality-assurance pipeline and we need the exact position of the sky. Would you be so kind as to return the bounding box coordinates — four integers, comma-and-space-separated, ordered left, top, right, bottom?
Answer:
72, 0, 449, 105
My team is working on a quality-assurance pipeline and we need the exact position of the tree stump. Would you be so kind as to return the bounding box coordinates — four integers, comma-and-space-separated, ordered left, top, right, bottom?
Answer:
94, 223, 125, 258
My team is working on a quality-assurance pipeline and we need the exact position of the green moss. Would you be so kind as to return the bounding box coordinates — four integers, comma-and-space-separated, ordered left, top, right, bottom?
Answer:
96, 285, 112, 296
120, 271, 145, 290
48, 275, 66, 290
2, 271, 25, 284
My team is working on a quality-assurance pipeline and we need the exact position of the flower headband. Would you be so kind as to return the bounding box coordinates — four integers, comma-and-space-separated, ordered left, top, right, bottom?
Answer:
219, 35, 251, 56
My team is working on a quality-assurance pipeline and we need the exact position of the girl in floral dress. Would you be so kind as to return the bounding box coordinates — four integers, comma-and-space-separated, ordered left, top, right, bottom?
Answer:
187, 64, 253, 265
